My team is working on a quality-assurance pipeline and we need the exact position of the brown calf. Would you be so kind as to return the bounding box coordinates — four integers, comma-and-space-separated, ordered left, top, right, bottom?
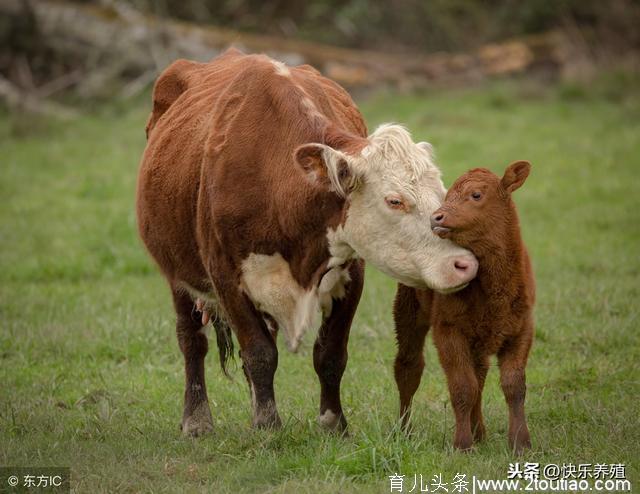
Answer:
393, 161, 535, 453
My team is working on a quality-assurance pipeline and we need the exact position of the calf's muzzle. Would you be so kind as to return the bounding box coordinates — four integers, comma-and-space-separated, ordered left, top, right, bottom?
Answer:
429, 210, 479, 291
430, 210, 451, 237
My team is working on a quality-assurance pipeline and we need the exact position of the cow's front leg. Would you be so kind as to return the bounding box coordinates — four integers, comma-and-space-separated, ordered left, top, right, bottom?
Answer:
215, 279, 281, 429
313, 261, 364, 433
172, 289, 214, 437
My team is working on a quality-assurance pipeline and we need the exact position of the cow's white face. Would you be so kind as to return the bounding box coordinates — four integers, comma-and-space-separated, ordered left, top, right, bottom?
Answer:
296, 124, 478, 292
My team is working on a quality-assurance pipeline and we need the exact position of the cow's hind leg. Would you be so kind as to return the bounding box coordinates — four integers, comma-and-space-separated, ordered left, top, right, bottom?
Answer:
213, 280, 281, 429
314, 261, 364, 433
172, 288, 214, 436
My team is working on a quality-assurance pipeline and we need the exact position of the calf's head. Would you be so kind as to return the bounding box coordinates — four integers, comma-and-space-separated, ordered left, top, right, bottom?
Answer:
295, 124, 478, 293
430, 161, 531, 250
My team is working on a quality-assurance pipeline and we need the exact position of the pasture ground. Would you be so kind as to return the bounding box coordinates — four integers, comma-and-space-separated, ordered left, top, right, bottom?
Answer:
1, 73, 639, 493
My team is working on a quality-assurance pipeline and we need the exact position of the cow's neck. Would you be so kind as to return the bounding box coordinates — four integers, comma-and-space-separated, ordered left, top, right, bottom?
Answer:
266, 186, 355, 294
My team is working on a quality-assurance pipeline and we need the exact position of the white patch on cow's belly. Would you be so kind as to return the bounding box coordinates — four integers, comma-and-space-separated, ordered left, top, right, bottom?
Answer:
241, 253, 320, 353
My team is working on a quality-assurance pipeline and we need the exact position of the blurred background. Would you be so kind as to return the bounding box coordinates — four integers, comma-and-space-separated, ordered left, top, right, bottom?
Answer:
1, 0, 639, 113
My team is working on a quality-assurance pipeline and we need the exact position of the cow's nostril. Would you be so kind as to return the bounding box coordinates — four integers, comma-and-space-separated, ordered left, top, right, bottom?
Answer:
451, 256, 479, 284
454, 260, 469, 271
434, 213, 444, 222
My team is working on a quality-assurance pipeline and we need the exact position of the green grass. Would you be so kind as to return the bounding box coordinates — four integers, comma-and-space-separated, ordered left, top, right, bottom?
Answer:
1, 75, 639, 493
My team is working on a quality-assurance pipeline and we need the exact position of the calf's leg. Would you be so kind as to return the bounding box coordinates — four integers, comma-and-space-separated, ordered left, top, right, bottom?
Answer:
498, 332, 533, 453
433, 326, 477, 451
393, 285, 431, 429
313, 261, 364, 433
172, 289, 214, 436
471, 356, 489, 442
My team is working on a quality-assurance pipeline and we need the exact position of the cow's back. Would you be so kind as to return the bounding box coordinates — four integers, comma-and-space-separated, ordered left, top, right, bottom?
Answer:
137, 51, 238, 286
136, 49, 366, 289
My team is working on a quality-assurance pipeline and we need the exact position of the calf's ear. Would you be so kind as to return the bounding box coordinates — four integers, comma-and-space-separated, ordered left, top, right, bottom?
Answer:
294, 143, 359, 198
501, 160, 531, 193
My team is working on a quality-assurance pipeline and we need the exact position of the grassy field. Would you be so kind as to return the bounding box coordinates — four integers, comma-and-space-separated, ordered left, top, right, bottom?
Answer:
1, 74, 639, 493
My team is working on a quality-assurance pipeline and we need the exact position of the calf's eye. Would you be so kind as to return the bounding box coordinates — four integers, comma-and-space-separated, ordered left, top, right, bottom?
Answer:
471, 191, 482, 200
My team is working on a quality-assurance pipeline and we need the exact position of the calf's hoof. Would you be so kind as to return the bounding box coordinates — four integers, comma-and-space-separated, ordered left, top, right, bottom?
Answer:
511, 438, 532, 455
473, 423, 487, 442
318, 409, 348, 435
453, 436, 474, 452
182, 401, 214, 437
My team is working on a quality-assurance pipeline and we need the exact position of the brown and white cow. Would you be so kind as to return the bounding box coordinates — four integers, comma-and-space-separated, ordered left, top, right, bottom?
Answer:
136, 49, 478, 436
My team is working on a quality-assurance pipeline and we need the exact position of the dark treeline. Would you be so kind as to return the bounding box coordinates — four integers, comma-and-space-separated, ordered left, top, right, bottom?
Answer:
74, 0, 640, 53
1, 0, 638, 116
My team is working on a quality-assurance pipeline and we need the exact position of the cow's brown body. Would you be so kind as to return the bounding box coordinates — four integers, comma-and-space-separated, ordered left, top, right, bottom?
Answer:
137, 49, 368, 434
393, 162, 535, 452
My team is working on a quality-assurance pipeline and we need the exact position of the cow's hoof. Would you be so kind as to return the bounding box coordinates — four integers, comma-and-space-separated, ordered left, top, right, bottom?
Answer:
252, 412, 282, 430
182, 419, 213, 437
252, 416, 282, 430
252, 414, 282, 429
400, 420, 415, 436
182, 402, 214, 437
252, 400, 282, 429
318, 409, 348, 435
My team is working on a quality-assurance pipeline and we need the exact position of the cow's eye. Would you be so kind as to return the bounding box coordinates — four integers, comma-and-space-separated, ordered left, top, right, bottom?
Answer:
471, 191, 482, 200
385, 196, 405, 210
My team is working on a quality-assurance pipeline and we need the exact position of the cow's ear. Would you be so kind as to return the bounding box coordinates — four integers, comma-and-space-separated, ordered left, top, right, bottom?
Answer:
295, 143, 358, 198
417, 141, 435, 157
501, 160, 531, 194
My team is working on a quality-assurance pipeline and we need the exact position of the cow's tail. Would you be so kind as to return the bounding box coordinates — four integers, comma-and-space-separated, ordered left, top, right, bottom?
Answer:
213, 319, 235, 379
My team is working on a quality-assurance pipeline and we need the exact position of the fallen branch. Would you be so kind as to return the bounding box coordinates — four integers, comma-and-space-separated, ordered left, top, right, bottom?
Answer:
36, 69, 85, 99
0, 75, 78, 119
